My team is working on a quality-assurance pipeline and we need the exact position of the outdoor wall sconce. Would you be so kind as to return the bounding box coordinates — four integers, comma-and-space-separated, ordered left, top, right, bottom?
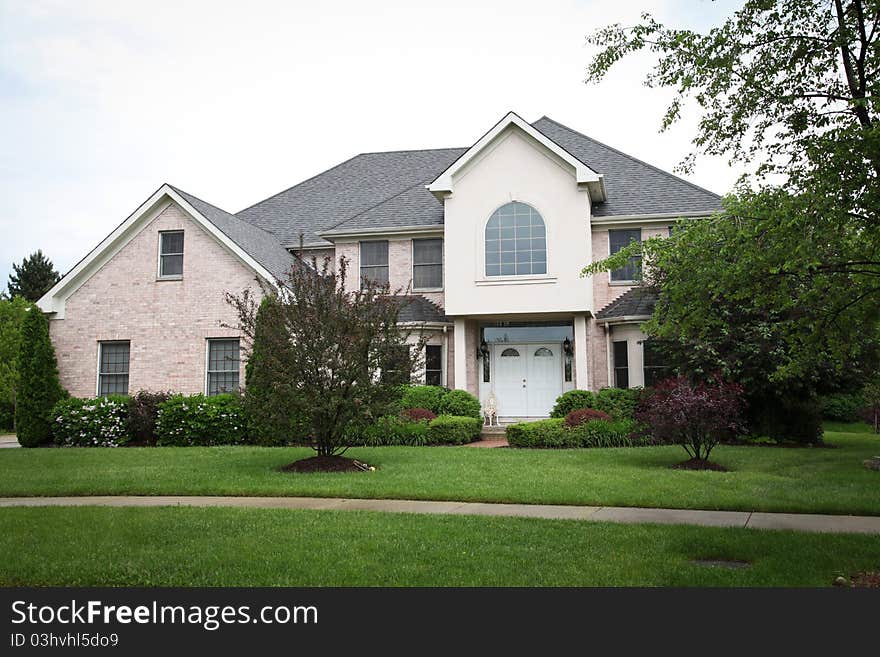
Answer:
563, 337, 573, 357
477, 339, 490, 360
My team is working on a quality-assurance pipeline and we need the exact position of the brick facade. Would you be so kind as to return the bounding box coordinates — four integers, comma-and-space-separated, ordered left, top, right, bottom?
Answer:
49, 202, 263, 397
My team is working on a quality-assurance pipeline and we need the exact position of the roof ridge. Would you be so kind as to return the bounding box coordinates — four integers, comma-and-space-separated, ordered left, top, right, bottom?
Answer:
322, 181, 431, 234
235, 153, 364, 216
536, 116, 722, 200
357, 146, 466, 156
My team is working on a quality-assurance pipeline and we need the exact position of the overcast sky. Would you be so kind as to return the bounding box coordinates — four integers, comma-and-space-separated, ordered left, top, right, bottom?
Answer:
0, 0, 745, 286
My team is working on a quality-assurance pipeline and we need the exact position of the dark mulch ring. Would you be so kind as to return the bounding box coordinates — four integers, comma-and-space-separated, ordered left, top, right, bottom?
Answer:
835, 572, 880, 588
671, 458, 729, 472
281, 456, 374, 473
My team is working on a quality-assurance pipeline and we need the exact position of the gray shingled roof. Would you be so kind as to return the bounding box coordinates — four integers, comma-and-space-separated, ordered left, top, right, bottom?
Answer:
236, 148, 465, 247
531, 117, 722, 217
233, 117, 722, 246
171, 186, 296, 282
396, 295, 450, 324
595, 287, 659, 320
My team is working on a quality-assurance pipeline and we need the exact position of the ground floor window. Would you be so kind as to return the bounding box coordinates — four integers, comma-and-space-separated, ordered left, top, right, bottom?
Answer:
613, 340, 629, 389
207, 339, 240, 395
98, 341, 130, 396
642, 340, 670, 387
425, 344, 442, 386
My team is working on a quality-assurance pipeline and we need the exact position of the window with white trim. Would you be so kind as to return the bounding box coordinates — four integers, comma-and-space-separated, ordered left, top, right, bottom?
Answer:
158, 231, 184, 278
609, 229, 641, 282
413, 239, 443, 289
207, 339, 240, 395
425, 344, 442, 386
360, 241, 389, 285
98, 341, 130, 396
485, 202, 547, 276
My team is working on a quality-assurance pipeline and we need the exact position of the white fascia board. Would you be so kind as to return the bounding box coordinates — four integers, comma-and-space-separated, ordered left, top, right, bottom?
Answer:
591, 211, 713, 227
37, 184, 277, 318
320, 225, 444, 242
427, 111, 603, 200
594, 315, 652, 325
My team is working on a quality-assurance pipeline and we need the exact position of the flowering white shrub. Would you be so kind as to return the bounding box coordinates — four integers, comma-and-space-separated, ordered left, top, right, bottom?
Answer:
52, 395, 130, 447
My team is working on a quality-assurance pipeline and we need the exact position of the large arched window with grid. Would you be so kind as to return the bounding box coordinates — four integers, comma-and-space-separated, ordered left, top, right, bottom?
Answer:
484, 202, 547, 276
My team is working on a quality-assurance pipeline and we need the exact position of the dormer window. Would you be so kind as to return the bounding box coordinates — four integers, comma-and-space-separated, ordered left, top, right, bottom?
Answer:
485, 202, 546, 277
158, 230, 184, 279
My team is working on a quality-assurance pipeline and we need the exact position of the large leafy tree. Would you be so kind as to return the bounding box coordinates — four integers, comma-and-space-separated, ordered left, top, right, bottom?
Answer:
584, 1, 880, 426
227, 256, 424, 462
7, 250, 60, 302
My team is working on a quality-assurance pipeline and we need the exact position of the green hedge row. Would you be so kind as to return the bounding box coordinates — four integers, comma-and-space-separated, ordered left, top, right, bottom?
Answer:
50, 391, 482, 448
550, 388, 642, 421
506, 417, 646, 448
396, 385, 481, 418
351, 414, 481, 446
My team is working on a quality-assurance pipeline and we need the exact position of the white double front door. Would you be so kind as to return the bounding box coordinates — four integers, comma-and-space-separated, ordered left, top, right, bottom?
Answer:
491, 343, 562, 417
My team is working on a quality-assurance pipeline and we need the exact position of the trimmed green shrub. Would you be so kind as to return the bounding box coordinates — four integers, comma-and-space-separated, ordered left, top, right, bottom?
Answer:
819, 391, 866, 422
398, 385, 446, 414
426, 415, 482, 444
353, 415, 431, 446
564, 408, 612, 427
52, 395, 130, 447
127, 390, 172, 445
155, 394, 247, 446
749, 393, 823, 444
16, 308, 65, 446
550, 390, 596, 418
507, 417, 643, 448
438, 389, 481, 418
506, 418, 567, 448
592, 387, 641, 421
568, 419, 643, 448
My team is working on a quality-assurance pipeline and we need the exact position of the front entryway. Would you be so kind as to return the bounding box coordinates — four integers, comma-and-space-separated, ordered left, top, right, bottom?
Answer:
490, 343, 562, 417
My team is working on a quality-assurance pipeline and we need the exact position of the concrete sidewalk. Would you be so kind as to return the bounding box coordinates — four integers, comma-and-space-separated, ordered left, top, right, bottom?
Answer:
2, 495, 880, 534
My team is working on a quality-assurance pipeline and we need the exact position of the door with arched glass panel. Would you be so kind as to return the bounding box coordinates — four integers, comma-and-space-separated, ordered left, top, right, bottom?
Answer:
491, 343, 562, 417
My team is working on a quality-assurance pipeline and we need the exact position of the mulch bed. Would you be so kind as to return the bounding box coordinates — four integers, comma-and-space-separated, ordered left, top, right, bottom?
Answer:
281, 456, 373, 473
671, 458, 729, 472
836, 572, 880, 588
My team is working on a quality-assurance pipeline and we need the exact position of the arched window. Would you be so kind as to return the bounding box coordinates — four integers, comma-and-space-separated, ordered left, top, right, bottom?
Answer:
534, 347, 553, 357
500, 348, 520, 357
485, 202, 547, 276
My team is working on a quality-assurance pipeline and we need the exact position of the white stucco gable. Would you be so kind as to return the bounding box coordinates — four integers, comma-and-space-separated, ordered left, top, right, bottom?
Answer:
428, 111, 607, 203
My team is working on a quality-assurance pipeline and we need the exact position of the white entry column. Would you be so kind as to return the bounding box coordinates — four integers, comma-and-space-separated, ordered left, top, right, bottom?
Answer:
574, 313, 589, 390
453, 317, 468, 391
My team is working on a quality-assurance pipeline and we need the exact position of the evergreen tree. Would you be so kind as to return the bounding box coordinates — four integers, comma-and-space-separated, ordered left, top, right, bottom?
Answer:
15, 308, 65, 446
7, 250, 60, 302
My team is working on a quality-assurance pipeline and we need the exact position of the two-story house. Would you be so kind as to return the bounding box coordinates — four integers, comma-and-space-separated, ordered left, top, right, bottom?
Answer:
37, 112, 721, 421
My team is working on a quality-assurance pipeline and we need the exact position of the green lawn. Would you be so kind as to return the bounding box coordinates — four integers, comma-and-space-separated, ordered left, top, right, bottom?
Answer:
1, 423, 877, 514
1, 506, 878, 586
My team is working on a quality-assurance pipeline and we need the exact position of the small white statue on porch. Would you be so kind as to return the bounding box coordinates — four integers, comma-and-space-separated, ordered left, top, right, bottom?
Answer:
483, 392, 498, 426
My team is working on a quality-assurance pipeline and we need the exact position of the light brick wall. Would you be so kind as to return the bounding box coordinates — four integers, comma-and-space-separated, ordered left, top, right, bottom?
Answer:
337, 238, 445, 307
588, 225, 666, 390
50, 202, 263, 397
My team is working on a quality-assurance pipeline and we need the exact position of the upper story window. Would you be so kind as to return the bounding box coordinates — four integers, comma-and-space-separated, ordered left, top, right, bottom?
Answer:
609, 228, 641, 282
158, 231, 184, 279
360, 241, 389, 285
98, 341, 130, 396
485, 202, 546, 277
412, 238, 443, 289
